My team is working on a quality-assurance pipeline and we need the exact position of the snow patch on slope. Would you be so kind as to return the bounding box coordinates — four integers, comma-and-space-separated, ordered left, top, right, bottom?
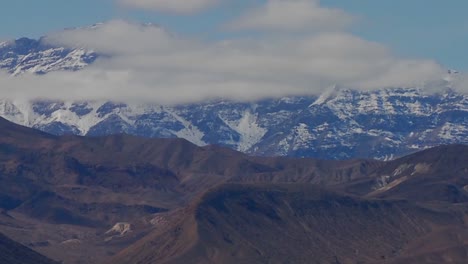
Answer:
165, 108, 207, 146
439, 122, 468, 141
310, 85, 337, 106
220, 110, 267, 152
292, 123, 315, 151
106, 222, 132, 236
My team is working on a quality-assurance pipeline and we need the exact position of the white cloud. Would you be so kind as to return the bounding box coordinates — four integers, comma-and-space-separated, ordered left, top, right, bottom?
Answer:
44, 20, 179, 55
0, 19, 449, 104
227, 0, 355, 32
117, 0, 219, 14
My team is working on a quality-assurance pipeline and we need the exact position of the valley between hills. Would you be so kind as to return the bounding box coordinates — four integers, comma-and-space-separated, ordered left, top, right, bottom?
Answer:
0, 117, 467, 263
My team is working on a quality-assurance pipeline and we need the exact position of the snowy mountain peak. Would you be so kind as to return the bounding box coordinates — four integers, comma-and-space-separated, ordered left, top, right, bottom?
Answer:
310, 85, 339, 106
0, 86, 466, 160
0, 36, 97, 75
0, 33, 467, 160
0, 40, 11, 48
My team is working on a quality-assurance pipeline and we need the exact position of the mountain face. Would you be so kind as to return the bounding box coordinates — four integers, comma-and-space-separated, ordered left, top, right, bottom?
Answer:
0, 232, 58, 264
0, 37, 97, 75
0, 118, 467, 263
112, 184, 466, 264
111, 145, 468, 264
0, 117, 379, 264
0, 38, 467, 160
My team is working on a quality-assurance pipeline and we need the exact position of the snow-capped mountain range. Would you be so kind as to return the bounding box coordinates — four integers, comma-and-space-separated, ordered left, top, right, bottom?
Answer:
0, 36, 467, 160
0, 37, 97, 75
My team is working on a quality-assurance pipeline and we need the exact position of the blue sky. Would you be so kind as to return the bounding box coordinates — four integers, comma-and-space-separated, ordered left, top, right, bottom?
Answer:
1, 0, 467, 70
324, 0, 468, 70
2, 0, 467, 102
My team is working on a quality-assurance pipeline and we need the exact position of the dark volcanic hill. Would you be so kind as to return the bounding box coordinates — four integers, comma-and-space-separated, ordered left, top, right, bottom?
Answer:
0, 117, 467, 263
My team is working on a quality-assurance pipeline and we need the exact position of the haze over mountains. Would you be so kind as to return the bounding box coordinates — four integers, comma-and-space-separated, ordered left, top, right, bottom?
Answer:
0, 34, 467, 160
0, 117, 467, 263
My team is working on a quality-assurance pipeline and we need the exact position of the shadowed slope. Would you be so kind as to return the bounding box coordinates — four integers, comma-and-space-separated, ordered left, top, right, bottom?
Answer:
1, 117, 468, 263
111, 184, 466, 264
0, 117, 56, 145
0, 118, 382, 263
342, 145, 468, 203
0, 232, 58, 264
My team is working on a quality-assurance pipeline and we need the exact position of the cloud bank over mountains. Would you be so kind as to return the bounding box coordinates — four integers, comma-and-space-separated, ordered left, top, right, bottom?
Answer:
0, 0, 457, 103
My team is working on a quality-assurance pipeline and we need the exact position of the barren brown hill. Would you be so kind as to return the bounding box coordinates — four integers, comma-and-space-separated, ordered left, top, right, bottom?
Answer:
341, 144, 468, 203
110, 184, 468, 264
0, 117, 468, 263
0, 117, 380, 263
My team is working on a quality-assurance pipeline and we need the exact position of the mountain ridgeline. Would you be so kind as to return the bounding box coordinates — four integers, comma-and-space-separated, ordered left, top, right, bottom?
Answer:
0, 117, 467, 263
0, 37, 468, 160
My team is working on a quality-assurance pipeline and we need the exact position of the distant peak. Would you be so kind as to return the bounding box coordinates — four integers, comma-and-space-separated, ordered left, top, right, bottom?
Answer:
63, 22, 105, 32
444, 69, 461, 84
310, 85, 339, 106
0, 40, 12, 48
14, 37, 38, 44
63, 20, 160, 32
